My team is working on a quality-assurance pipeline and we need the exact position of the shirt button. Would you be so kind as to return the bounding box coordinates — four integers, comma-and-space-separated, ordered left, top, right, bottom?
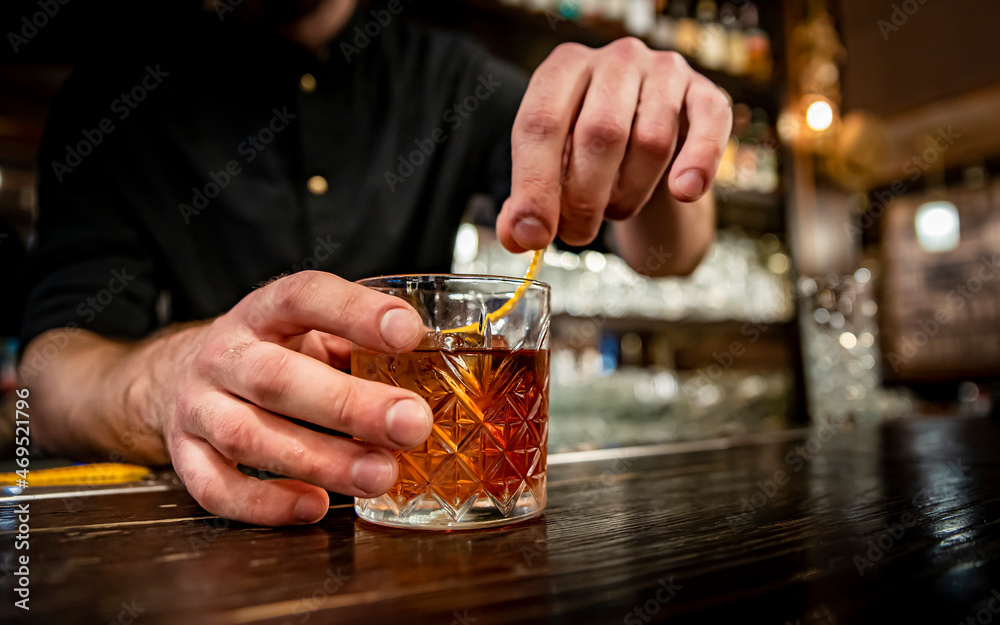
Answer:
307, 175, 328, 195
299, 73, 317, 93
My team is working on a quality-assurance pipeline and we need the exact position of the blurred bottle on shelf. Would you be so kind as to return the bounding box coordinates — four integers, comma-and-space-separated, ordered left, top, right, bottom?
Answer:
720, 2, 748, 75
603, 0, 628, 21
649, 4, 677, 49
557, 0, 582, 19
624, 0, 656, 36
499, 0, 773, 80
695, 0, 727, 70
620, 331, 645, 367
714, 103, 779, 194
579, 0, 605, 21
740, 2, 772, 81
673, 1, 701, 57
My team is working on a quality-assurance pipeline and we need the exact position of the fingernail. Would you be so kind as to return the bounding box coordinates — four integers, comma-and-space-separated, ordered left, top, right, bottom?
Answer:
293, 490, 328, 523
676, 170, 705, 198
385, 398, 432, 448
379, 308, 422, 349
351, 452, 396, 493
512, 216, 550, 250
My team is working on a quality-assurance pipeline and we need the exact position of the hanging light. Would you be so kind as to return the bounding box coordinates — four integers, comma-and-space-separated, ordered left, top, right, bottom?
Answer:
915, 201, 960, 252
806, 98, 834, 131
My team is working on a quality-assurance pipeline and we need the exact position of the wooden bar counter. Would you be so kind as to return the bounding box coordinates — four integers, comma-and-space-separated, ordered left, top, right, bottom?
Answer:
3, 415, 1000, 624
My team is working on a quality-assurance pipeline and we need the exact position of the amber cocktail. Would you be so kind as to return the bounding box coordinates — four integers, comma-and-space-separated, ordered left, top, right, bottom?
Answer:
352, 275, 550, 530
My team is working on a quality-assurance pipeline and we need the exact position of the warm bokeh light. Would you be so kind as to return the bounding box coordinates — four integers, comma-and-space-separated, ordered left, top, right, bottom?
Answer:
806, 99, 834, 131
584, 251, 607, 273
839, 332, 858, 349
915, 201, 960, 252
767, 253, 789, 274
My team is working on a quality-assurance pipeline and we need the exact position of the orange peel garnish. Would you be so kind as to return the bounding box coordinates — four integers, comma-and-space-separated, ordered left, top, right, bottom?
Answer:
444, 249, 544, 334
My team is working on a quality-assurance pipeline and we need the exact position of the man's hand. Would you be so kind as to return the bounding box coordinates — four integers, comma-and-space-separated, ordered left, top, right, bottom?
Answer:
27, 272, 433, 526
497, 37, 732, 262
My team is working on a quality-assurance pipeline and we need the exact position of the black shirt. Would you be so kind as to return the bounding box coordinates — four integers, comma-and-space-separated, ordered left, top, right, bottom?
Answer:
19, 10, 527, 348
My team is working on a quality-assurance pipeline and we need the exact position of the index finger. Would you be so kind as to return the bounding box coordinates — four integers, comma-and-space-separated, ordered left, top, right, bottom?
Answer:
233, 271, 424, 353
497, 44, 592, 252
667, 77, 733, 202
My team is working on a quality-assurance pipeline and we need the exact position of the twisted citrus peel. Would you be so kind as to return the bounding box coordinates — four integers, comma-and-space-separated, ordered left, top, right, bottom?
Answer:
0, 463, 152, 487
444, 249, 544, 334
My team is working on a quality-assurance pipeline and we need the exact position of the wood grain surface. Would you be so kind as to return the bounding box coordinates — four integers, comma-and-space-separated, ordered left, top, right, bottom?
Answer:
2, 415, 1000, 624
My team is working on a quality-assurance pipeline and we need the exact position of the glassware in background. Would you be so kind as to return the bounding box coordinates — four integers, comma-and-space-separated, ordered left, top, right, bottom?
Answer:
455, 226, 793, 324
798, 270, 912, 426
454, 226, 795, 451
547, 367, 790, 452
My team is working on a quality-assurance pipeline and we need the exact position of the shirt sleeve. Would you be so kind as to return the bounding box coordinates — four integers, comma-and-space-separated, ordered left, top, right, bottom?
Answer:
19, 68, 161, 350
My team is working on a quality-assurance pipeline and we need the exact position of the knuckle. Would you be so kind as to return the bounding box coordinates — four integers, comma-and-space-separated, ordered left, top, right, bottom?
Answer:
212, 408, 255, 460
199, 337, 254, 378
657, 50, 688, 72
693, 133, 726, 161
663, 99, 683, 121
191, 346, 217, 381
551, 41, 589, 60
708, 93, 733, 121
718, 101, 735, 129
563, 197, 605, 224
245, 348, 292, 407
559, 225, 599, 247
326, 378, 357, 433
713, 88, 733, 109
181, 467, 214, 508
334, 286, 364, 322
274, 271, 320, 315
165, 426, 186, 455
515, 182, 560, 221
632, 124, 676, 159
610, 36, 646, 59
266, 436, 314, 478
516, 107, 563, 141
577, 112, 628, 147
175, 392, 203, 427
605, 202, 641, 220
